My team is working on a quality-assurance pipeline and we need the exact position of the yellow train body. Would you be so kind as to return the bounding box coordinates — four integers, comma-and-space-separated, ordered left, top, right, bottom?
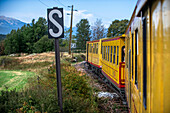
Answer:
101, 36, 125, 90
125, 0, 170, 113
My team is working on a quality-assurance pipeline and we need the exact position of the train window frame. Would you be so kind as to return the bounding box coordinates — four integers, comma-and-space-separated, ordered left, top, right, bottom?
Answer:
113, 46, 116, 64
110, 46, 112, 63
143, 16, 147, 109
108, 46, 110, 61
117, 46, 119, 65
135, 29, 138, 87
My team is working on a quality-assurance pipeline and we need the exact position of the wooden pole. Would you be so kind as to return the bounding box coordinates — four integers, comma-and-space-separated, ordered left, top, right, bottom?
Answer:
69, 5, 73, 55
55, 39, 63, 113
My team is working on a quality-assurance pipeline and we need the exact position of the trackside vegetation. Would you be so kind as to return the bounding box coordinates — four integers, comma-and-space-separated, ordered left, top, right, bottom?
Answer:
0, 54, 99, 112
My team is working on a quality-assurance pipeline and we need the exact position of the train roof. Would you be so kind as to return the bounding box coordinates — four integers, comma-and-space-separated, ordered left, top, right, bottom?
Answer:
87, 40, 100, 43
125, 0, 147, 35
86, 37, 109, 44
101, 35, 125, 42
86, 34, 126, 44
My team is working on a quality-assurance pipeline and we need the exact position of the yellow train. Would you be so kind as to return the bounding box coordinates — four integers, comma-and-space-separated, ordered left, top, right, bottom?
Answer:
86, 36, 126, 93
124, 0, 170, 112
86, 0, 170, 112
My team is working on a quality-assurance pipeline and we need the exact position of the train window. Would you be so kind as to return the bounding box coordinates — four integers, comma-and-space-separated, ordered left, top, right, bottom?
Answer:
102, 46, 103, 58
106, 46, 107, 60
113, 46, 116, 64
128, 49, 131, 73
101, 43, 102, 54
132, 33, 134, 80
143, 17, 147, 109
91, 44, 92, 53
122, 46, 125, 62
117, 46, 119, 65
90, 44, 91, 53
94, 44, 95, 54
110, 46, 112, 62
96, 43, 98, 54
108, 46, 110, 61
104, 46, 105, 59
135, 29, 138, 87
93, 44, 94, 53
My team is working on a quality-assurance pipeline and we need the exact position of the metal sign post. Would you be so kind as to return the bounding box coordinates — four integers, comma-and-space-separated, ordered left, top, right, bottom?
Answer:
47, 7, 64, 113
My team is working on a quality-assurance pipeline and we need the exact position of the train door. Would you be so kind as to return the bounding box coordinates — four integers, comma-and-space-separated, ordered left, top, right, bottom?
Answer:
141, 2, 150, 113
130, 17, 141, 113
128, 38, 131, 109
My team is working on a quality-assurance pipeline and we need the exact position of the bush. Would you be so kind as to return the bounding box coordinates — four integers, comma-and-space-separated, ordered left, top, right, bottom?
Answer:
74, 54, 85, 62
0, 62, 99, 112
33, 35, 54, 53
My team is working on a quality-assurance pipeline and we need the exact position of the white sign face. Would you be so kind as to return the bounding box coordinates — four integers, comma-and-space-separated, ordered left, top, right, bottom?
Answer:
47, 7, 64, 39
71, 43, 76, 48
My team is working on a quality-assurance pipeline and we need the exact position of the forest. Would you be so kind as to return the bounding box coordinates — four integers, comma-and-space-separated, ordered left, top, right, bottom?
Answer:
0, 17, 129, 55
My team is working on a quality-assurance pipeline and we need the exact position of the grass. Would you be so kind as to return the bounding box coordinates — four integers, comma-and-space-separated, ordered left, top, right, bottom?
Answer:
0, 70, 35, 91
0, 53, 101, 112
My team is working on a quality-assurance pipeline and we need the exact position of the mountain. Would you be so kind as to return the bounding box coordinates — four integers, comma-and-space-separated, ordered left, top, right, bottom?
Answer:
0, 16, 26, 34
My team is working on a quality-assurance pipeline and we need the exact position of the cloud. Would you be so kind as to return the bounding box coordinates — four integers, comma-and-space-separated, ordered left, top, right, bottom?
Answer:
64, 9, 94, 27
64, 9, 111, 28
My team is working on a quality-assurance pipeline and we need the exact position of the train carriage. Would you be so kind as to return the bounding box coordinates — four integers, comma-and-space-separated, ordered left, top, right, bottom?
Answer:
101, 36, 126, 92
125, 0, 170, 112
86, 39, 102, 73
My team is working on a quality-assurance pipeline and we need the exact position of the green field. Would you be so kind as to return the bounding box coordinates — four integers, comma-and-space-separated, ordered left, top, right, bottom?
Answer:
0, 70, 35, 91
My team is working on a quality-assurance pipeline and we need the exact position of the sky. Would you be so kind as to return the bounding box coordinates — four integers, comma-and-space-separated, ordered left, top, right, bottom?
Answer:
0, 0, 137, 28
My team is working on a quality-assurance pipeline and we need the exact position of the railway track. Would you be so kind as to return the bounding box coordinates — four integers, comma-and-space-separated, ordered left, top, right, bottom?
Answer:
73, 61, 129, 112
84, 62, 126, 102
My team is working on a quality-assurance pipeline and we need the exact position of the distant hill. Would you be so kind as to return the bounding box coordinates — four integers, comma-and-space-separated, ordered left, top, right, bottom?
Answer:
0, 16, 26, 34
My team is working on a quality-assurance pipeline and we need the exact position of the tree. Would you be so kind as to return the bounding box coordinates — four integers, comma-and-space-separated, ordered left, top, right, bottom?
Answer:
0, 40, 5, 55
91, 19, 106, 40
107, 19, 129, 37
75, 19, 91, 50
4, 17, 48, 54
33, 35, 54, 53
